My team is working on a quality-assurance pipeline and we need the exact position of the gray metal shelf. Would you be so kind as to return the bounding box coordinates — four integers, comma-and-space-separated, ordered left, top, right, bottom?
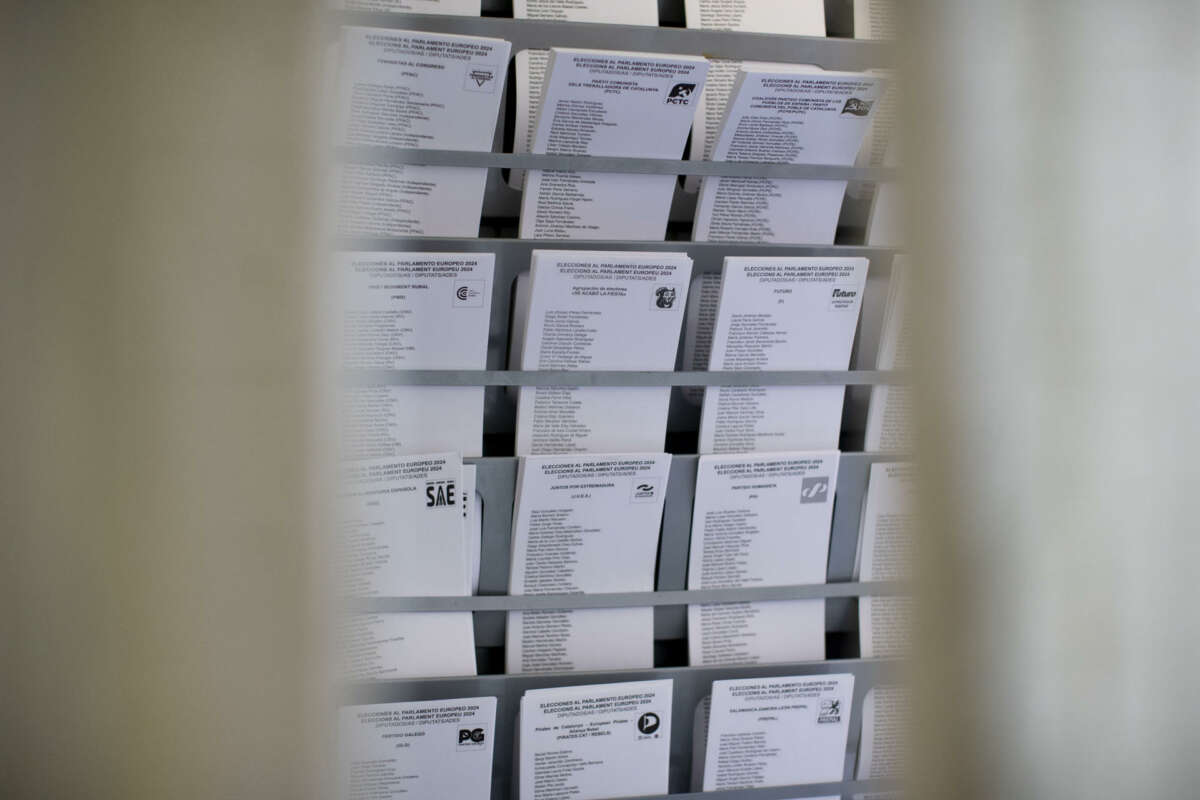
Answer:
343, 368, 904, 387
338, 145, 899, 183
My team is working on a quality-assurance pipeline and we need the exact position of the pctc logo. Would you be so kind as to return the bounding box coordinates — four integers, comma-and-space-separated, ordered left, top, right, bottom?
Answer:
666, 83, 696, 105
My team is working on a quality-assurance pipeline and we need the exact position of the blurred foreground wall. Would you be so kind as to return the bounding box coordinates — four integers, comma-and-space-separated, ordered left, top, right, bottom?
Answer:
0, 2, 325, 798
904, 1, 1200, 798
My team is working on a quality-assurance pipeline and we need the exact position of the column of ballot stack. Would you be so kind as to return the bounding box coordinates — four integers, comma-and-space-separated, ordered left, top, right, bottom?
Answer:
330, 3, 911, 800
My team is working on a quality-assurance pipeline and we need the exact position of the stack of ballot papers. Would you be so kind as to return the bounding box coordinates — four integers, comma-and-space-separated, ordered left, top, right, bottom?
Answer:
864, 139, 902, 247
333, 26, 509, 237
687, 452, 840, 665
505, 453, 671, 673
339, 453, 480, 680
679, 271, 722, 405
519, 48, 708, 240
339, 252, 494, 460
864, 256, 911, 452
693, 65, 887, 244
700, 675, 854, 793
854, 0, 898, 39
856, 685, 909, 783
850, 0, 898, 206
698, 257, 869, 454
682, 0, 826, 194
337, 0, 480, 13
856, 461, 915, 658
508, 1, 659, 192
516, 679, 672, 800
512, 250, 692, 455
339, 697, 497, 800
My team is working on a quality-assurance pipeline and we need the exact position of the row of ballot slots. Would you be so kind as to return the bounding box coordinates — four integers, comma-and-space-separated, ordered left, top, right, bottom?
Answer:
340, 248, 911, 460
340, 673, 905, 799
328, 8, 902, 245
342, 451, 912, 679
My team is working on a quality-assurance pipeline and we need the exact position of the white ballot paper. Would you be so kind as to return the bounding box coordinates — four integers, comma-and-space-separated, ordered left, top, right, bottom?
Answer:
679, 272, 722, 405
703, 674, 853, 792
682, 0, 825, 194
688, 452, 839, 665
864, 256, 911, 452
864, 138, 901, 247
509, 1, 659, 191
857, 461, 915, 659
854, 0, 897, 39
856, 685, 908, 781
514, 250, 692, 455
339, 454, 477, 677
340, 453, 469, 597
693, 66, 887, 244
339, 0, 479, 14
519, 48, 708, 240
339, 252, 494, 460
339, 612, 477, 680
334, 27, 510, 238
340, 697, 497, 800
506, 453, 671, 673
698, 257, 868, 454
519, 679, 672, 800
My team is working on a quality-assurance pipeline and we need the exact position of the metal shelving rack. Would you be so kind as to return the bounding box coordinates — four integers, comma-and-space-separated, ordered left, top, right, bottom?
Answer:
334, 7, 905, 799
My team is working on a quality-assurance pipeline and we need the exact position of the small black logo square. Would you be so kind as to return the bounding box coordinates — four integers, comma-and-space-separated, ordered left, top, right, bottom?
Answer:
666, 83, 696, 105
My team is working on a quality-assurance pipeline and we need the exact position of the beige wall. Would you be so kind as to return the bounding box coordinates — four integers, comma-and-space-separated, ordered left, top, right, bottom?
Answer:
0, 2, 327, 798
903, 1, 1200, 798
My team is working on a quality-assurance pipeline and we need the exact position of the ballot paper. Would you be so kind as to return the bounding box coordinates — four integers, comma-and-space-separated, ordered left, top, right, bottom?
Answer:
339, 252, 494, 460
698, 257, 868, 454
679, 272, 722, 405
703, 674, 853, 792
340, 697, 496, 800
339, 457, 480, 681
854, 0, 898, 39
849, 68, 898, 205
692, 66, 887, 244
519, 680, 672, 800
864, 138, 902, 247
506, 453, 671, 673
339, 454, 477, 677
334, 27, 509, 237
856, 685, 909, 780
508, 1, 659, 191
864, 256, 911, 452
857, 461, 915, 658
514, 250, 692, 455
687, 452, 839, 665
340, 453, 469, 597
339, 613, 477, 680
518, 49, 708, 240
340, 0, 479, 13
682, 1, 826, 193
